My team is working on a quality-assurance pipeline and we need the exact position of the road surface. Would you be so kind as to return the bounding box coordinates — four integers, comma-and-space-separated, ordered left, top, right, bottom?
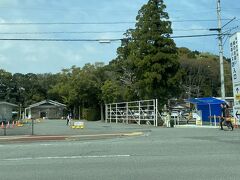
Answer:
0, 127, 239, 180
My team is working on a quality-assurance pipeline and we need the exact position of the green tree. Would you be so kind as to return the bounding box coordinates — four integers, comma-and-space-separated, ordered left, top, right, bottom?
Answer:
112, 0, 182, 106
48, 64, 104, 120
48, 67, 77, 109
0, 69, 13, 102
101, 80, 122, 103
178, 48, 232, 98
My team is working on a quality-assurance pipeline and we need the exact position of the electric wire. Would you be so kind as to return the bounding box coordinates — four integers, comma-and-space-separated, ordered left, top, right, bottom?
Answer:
0, 18, 235, 26
0, 33, 220, 42
0, 28, 212, 35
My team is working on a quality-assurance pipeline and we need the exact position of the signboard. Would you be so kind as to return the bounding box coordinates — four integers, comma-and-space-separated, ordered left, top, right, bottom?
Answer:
74, 121, 84, 126
230, 33, 240, 84
233, 106, 240, 125
233, 84, 240, 106
196, 120, 202, 126
230, 32, 240, 125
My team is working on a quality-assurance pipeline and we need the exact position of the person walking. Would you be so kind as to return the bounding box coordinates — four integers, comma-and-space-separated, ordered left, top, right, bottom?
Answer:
220, 103, 225, 130
66, 114, 70, 125
220, 103, 234, 131
68, 113, 72, 126
225, 104, 234, 131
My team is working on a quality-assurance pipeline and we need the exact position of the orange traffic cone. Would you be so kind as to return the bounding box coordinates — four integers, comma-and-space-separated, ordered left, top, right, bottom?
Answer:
12, 121, 15, 128
1, 122, 4, 129
6, 121, 10, 128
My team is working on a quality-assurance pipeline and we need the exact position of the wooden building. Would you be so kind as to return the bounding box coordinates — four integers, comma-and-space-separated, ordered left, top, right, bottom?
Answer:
25, 100, 66, 119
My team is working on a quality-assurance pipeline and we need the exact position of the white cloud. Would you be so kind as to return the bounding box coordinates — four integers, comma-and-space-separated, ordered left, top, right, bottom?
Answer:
0, 0, 237, 74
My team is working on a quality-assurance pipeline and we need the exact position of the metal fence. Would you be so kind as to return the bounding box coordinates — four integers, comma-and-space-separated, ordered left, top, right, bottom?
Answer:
0, 120, 33, 136
105, 99, 159, 126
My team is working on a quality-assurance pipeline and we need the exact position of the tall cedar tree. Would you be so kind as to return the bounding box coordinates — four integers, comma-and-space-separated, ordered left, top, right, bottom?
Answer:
115, 0, 182, 105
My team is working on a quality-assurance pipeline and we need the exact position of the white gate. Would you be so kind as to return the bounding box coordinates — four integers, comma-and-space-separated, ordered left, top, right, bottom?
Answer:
105, 99, 159, 126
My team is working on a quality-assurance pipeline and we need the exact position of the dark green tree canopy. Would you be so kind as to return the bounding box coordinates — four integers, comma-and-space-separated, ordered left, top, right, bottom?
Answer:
112, 0, 182, 105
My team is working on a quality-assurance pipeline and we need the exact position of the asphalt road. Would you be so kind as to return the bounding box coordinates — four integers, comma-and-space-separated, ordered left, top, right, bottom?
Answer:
0, 127, 240, 180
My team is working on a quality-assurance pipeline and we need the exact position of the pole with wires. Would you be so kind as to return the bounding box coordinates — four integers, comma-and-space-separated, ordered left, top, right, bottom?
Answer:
217, 0, 225, 100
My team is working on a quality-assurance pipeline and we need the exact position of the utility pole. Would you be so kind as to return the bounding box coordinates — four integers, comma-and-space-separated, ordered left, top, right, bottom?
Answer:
217, 0, 225, 100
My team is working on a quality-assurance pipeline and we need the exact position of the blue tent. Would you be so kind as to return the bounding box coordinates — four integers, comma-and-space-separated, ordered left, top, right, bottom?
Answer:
187, 97, 225, 122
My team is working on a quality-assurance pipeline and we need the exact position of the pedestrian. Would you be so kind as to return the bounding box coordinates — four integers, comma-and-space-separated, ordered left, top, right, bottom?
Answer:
66, 114, 70, 125
68, 113, 72, 126
220, 103, 225, 130
225, 104, 234, 131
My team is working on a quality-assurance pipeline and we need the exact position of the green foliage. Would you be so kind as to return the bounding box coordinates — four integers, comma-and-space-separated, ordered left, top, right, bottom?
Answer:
49, 65, 101, 107
0, 69, 13, 102
0, 0, 233, 120
178, 47, 232, 98
82, 108, 100, 121
101, 80, 122, 103
111, 0, 182, 106
48, 64, 105, 120
0, 70, 58, 106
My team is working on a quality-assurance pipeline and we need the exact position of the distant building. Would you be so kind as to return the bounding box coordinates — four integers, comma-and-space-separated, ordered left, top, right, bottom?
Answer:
25, 100, 66, 119
0, 102, 18, 122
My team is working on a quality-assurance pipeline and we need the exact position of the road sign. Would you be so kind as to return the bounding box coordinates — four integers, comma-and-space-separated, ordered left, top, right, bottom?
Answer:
233, 106, 240, 125
230, 33, 240, 125
236, 110, 240, 119
230, 33, 240, 106
231, 60, 240, 84
233, 84, 240, 105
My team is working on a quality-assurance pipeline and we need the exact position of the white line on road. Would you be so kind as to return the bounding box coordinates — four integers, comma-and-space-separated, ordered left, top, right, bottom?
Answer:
2, 155, 131, 161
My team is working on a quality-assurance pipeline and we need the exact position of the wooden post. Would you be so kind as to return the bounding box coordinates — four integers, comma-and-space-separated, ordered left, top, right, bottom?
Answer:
101, 103, 104, 121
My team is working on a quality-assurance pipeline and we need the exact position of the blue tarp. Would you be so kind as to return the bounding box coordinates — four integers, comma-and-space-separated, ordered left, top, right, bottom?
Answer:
187, 97, 225, 121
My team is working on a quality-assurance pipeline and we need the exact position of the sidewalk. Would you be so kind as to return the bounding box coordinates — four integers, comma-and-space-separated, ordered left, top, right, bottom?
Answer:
0, 120, 150, 143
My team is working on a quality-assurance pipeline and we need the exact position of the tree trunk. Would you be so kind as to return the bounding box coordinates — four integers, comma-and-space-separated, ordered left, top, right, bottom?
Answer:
100, 103, 104, 121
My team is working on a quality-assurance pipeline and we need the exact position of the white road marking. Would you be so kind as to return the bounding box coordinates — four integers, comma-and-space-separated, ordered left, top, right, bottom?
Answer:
39, 143, 53, 146
2, 155, 131, 161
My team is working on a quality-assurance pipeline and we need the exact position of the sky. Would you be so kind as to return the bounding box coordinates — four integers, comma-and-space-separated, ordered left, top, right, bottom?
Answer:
0, 0, 239, 74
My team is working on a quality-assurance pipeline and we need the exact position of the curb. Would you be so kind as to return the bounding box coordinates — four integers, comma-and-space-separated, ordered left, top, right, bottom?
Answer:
0, 131, 144, 143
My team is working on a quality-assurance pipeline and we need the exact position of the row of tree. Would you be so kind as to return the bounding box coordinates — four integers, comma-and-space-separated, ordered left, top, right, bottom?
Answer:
0, 50, 232, 119
0, 0, 233, 120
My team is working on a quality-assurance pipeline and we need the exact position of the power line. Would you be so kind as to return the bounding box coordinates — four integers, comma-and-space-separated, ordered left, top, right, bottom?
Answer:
2, 6, 240, 12
170, 18, 233, 22
0, 29, 212, 35
0, 34, 220, 42
0, 38, 120, 42
0, 18, 235, 26
173, 28, 209, 31
0, 22, 134, 25
0, 31, 126, 35
171, 34, 219, 38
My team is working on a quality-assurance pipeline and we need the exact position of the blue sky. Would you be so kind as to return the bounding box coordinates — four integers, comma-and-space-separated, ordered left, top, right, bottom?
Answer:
0, 0, 239, 74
